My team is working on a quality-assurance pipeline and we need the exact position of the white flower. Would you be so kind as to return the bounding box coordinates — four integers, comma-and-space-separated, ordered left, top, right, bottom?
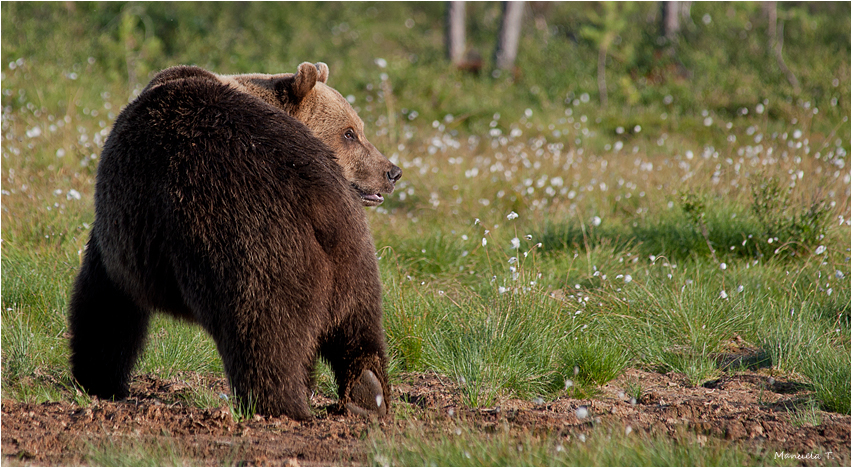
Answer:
720, 290, 729, 299
510, 237, 520, 249
591, 216, 602, 227
815, 245, 826, 255
482, 238, 487, 247
623, 274, 632, 283
506, 211, 519, 220
720, 263, 727, 270
375, 58, 387, 68
66, 189, 81, 200
575, 406, 589, 419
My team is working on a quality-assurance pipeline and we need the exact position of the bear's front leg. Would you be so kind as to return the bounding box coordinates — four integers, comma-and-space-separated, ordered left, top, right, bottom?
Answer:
319, 319, 390, 417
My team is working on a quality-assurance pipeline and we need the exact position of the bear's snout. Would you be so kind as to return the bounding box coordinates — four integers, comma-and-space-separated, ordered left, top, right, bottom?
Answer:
387, 165, 402, 186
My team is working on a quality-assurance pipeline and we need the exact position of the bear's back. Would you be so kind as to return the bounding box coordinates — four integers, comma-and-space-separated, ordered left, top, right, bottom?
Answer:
94, 74, 376, 315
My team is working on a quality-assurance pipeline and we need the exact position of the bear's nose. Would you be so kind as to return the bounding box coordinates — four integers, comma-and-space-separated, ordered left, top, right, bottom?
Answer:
387, 165, 402, 185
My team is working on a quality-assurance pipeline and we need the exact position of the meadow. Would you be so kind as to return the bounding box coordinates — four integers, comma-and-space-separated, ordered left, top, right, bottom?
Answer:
2, 2, 850, 465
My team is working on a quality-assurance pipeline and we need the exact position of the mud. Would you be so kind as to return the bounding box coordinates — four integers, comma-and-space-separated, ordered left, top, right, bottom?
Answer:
2, 369, 849, 466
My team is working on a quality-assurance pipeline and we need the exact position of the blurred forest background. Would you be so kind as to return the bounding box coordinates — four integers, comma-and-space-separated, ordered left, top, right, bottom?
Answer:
2, 1, 849, 143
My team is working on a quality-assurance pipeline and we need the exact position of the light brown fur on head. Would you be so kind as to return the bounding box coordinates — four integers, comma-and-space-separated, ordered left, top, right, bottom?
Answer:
219, 62, 401, 206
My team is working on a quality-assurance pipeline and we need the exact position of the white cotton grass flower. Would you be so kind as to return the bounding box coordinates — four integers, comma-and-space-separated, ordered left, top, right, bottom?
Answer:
506, 211, 519, 220
815, 245, 826, 255
591, 216, 602, 227
720, 262, 727, 270
720, 290, 729, 299
482, 238, 487, 247
575, 406, 589, 419
623, 274, 632, 283
511, 237, 520, 249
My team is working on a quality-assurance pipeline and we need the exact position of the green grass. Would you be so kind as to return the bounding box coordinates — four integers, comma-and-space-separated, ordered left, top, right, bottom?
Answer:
369, 422, 799, 467
84, 435, 210, 467
1, 1, 849, 464
135, 315, 222, 378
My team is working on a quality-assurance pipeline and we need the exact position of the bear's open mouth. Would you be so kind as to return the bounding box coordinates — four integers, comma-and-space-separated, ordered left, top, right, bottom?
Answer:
359, 193, 384, 206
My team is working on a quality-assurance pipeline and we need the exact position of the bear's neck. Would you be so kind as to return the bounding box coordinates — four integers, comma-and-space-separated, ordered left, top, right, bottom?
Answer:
218, 73, 296, 115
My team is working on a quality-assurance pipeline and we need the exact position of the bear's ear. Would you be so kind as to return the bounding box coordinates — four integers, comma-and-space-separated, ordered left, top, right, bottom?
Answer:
292, 62, 320, 100
315, 62, 329, 84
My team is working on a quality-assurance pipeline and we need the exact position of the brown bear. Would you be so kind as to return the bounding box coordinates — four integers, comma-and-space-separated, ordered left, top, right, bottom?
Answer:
68, 62, 400, 420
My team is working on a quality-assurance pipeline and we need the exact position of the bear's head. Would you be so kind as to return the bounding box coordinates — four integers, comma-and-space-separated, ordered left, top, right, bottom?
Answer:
224, 63, 401, 206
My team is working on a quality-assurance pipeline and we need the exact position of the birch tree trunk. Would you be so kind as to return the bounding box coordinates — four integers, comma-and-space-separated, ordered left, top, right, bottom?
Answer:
494, 1, 524, 71
763, 1, 800, 90
661, 1, 680, 39
446, 1, 466, 65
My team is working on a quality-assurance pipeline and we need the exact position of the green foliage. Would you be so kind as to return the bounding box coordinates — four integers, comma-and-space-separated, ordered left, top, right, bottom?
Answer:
370, 422, 792, 467
84, 436, 195, 467
424, 282, 565, 407
799, 344, 851, 415
181, 385, 226, 410
136, 316, 222, 378
750, 174, 832, 255
556, 334, 630, 392
787, 398, 824, 427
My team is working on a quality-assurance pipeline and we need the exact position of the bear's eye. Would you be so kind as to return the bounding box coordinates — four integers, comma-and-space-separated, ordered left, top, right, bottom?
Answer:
344, 129, 357, 141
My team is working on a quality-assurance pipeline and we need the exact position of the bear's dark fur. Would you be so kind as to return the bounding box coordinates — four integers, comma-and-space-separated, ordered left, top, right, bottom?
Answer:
68, 64, 389, 420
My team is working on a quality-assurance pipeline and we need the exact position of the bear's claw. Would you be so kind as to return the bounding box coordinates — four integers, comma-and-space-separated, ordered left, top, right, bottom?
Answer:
345, 369, 387, 417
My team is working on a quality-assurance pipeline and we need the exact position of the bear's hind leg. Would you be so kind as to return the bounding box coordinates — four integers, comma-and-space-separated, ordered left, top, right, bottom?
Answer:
213, 323, 315, 420
68, 239, 151, 399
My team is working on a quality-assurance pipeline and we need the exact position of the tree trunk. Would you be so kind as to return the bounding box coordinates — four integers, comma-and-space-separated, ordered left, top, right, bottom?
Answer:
446, 1, 466, 65
494, 1, 524, 71
763, 1, 800, 90
597, 38, 608, 107
661, 1, 680, 39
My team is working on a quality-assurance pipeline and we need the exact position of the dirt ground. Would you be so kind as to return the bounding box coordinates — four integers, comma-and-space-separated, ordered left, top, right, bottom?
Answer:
2, 368, 849, 466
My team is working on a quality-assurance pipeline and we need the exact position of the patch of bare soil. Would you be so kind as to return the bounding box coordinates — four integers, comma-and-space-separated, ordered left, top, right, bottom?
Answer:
2, 369, 849, 466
